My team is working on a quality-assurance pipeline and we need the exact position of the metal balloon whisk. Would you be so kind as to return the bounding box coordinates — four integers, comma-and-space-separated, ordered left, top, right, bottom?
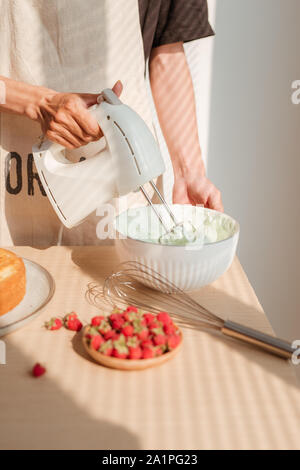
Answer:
86, 261, 294, 359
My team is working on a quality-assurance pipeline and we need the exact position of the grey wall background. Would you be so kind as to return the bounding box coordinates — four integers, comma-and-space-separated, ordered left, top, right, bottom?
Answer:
183, 0, 300, 345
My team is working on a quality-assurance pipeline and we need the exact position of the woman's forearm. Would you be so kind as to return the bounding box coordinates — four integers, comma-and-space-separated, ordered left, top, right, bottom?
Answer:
149, 42, 205, 179
0, 75, 56, 121
0, 76, 122, 149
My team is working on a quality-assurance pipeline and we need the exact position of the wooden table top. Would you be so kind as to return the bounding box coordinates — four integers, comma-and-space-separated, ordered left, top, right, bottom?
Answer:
0, 246, 299, 450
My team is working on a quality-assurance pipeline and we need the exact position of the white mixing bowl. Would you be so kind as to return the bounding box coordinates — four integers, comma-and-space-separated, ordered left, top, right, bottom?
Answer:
114, 205, 239, 291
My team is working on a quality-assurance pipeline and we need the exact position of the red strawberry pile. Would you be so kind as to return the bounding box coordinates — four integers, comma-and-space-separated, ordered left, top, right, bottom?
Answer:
85, 306, 181, 360
44, 311, 82, 332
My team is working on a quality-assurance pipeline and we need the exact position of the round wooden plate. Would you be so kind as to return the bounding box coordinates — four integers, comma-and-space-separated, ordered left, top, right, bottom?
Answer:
82, 325, 183, 371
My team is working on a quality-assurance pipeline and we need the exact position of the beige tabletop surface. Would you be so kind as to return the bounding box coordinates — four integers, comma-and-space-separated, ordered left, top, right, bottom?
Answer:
0, 246, 299, 450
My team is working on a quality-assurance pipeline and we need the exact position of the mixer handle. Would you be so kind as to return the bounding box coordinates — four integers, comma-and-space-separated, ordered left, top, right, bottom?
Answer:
34, 89, 121, 160
100, 89, 123, 105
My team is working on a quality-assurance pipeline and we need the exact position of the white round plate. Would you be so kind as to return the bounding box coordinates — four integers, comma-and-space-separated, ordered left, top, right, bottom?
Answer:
0, 258, 55, 337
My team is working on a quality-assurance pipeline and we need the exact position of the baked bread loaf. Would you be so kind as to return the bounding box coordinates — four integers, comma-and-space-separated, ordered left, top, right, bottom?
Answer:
0, 249, 26, 316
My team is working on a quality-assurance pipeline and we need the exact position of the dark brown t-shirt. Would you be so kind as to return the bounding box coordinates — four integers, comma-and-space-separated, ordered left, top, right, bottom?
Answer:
138, 0, 214, 60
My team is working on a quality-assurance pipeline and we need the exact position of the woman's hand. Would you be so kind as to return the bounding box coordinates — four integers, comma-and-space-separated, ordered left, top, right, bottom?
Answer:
172, 163, 224, 212
149, 43, 223, 213
0, 75, 122, 148
37, 80, 123, 149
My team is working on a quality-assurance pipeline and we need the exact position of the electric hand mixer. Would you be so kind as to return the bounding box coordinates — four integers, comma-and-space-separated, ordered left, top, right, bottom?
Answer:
32, 89, 180, 233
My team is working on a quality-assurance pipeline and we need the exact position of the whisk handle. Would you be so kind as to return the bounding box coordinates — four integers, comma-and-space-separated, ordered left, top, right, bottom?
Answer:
221, 321, 295, 359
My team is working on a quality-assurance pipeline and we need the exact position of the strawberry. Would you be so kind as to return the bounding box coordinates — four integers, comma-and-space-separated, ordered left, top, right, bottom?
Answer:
112, 349, 127, 359
85, 326, 100, 341
153, 334, 167, 346
127, 335, 140, 347
131, 317, 148, 341
109, 312, 124, 323
113, 333, 126, 344
157, 311, 172, 325
112, 332, 121, 341
64, 311, 77, 322
88, 326, 100, 336
72, 319, 82, 331
142, 347, 155, 359
167, 334, 181, 350
163, 323, 176, 335
121, 324, 134, 337
143, 313, 155, 326
32, 363, 46, 378
149, 321, 162, 331
123, 305, 140, 321
64, 313, 82, 332
123, 311, 139, 322
151, 325, 165, 337
91, 334, 104, 350
129, 346, 142, 359
99, 339, 113, 356
45, 317, 62, 331
123, 306, 140, 321
91, 315, 104, 326
137, 328, 149, 341
112, 342, 129, 359
154, 345, 165, 356
98, 319, 112, 335
125, 305, 138, 313
111, 317, 125, 331
103, 329, 116, 341
109, 313, 119, 322
141, 339, 154, 348
132, 318, 144, 331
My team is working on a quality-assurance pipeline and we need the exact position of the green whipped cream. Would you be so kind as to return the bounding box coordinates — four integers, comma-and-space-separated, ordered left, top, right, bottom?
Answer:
117, 206, 236, 247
